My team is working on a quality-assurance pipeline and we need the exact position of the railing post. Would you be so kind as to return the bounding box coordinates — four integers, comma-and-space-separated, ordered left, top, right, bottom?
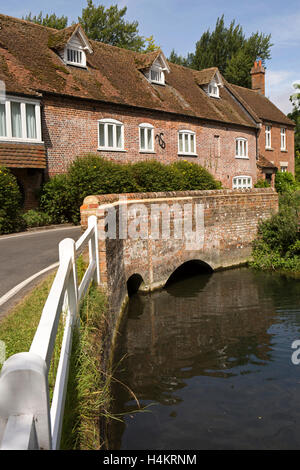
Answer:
0, 352, 51, 450
88, 215, 100, 285
50, 238, 78, 449
59, 238, 78, 320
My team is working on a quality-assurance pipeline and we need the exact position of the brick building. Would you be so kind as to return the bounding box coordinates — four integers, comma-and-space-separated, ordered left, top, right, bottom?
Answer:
0, 15, 295, 208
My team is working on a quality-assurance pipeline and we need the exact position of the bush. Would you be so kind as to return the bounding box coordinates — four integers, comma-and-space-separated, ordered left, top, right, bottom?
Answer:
0, 166, 25, 234
38, 155, 223, 225
39, 174, 73, 224
22, 209, 53, 228
171, 160, 222, 190
251, 190, 300, 273
67, 155, 139, 223
130, 160, 182, 192
254, 179, 270, 188
275, 171, 299, 194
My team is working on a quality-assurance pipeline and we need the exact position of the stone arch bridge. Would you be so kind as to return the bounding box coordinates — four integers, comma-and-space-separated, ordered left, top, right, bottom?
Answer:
81, 188, 277, 322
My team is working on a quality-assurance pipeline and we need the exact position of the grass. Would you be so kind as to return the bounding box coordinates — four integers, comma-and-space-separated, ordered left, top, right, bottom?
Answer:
0, 258, 110, 450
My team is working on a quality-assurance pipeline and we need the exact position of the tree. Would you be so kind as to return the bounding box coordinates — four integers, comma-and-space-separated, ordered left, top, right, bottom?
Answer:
22, 12, 68, 29
78, 1, 145, 52
169, 15, 273, 88
288, 83, 300, 181
168, 49, 193, 67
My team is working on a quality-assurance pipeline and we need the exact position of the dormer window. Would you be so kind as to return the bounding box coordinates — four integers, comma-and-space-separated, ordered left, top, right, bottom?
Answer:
208, 80, 219, 98
49, 24, 93, 69
150, 65, 165, 85
66, 48, 85, 67
140, 51, 170, 86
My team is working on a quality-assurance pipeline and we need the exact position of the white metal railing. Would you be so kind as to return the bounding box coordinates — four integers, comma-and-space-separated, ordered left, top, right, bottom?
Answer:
0, 215, 100, 450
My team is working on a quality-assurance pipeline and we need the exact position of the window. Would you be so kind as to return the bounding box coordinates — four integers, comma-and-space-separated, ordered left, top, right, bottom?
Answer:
178, 130, 196, 155
281, 128, 286, 151
265, 125, 271, 149
235, 138, 248, 158
150, 65, 165, 85
214, 135, 220, 157
233, 176, 252, 189
280, 162, 288, 172
208, 80, 219, 98
98, 119, 124, 151
139, 123, 154, 152
66, 47, 86, 67
0, 97, 41, 142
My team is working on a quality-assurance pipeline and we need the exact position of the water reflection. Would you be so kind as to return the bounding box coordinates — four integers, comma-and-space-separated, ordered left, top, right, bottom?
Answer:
108, 268, 300, 450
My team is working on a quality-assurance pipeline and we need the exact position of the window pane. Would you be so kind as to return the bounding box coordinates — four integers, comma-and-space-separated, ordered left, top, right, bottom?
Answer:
116, 125, 122, 148
107, 124, 114, 147
11, 102, 22, 138
184, 134, 189, 153
179, 133, 183, 153
147, 128, 152, 150
190, 134, 195, 153
26, 104, 37, 139
99, 123, 105, 147
0, 103, 6, 137
140, 128, 145, 150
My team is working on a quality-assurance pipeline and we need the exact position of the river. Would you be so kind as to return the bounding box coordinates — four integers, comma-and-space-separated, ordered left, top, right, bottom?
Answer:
108, 267, 300, 450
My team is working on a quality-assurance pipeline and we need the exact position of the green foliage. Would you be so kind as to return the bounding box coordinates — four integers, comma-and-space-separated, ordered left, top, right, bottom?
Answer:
275, 171, 299, 194
171, 160, 222, 190
251, 190, 300, 273
254, 178, 270, 188
23, 11, 68, 29
130, 160, 181, 192
38, 155, 221, 225
170, 15, 272, 88
67, 155, 138, 223
0, 166, 25, 234
22, 209, 53, 228
39, 174, 73, 224
78, 0, 145, 52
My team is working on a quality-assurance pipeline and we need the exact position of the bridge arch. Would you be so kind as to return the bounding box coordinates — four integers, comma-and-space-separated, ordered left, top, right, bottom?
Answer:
164, 259, 213, 287
127, 273, 144, 297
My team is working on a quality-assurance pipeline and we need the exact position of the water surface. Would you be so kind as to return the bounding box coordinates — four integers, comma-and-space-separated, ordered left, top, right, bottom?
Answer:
108, 267, 300, 450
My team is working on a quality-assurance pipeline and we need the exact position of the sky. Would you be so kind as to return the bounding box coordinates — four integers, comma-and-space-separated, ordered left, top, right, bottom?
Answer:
1, 0, 299, 114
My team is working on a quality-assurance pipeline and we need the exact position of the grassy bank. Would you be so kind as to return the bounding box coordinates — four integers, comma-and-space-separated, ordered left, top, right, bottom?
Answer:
0, 268, 110, 449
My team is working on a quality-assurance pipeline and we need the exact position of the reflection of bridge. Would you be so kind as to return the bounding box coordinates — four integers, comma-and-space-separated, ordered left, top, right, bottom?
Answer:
81, 188, 278, 318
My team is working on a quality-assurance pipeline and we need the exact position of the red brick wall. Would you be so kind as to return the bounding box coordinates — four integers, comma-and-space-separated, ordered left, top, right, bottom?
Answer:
42, 95, 258, 189
258, 123, 295, 174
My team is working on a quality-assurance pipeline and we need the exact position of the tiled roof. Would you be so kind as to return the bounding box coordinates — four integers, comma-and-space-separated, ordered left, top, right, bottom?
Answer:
0, 143, 47, 168
0, 14, 258, 129
193, 68, 219, 86
257, 154, 278, 170
231, 84, 294, 127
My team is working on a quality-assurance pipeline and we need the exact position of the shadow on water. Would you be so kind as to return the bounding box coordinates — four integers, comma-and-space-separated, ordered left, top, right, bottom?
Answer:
108, 267, 300, 450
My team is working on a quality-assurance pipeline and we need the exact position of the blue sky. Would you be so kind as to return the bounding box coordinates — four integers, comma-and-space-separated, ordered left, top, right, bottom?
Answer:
1, 0, 300, 113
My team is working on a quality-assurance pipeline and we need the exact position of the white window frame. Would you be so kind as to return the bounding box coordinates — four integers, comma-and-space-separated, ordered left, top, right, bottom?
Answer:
233, 175, 252, 189
208, 80, 219, 98
235, 137, 248, 159
98, 118, 125, 151
139, 123, 154, 153
64, 46, 86, 67
265, 125, 272, 149
178, 130, 197, 156
280, 127, 286, 151
0, 96, 42, 143
149, 65, 165, 85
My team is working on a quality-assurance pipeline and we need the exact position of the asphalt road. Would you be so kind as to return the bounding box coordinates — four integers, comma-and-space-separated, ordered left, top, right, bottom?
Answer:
0, 226, 81, 300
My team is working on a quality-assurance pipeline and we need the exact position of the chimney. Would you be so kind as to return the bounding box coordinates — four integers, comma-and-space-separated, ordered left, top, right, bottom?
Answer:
250, 60, 265, 95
